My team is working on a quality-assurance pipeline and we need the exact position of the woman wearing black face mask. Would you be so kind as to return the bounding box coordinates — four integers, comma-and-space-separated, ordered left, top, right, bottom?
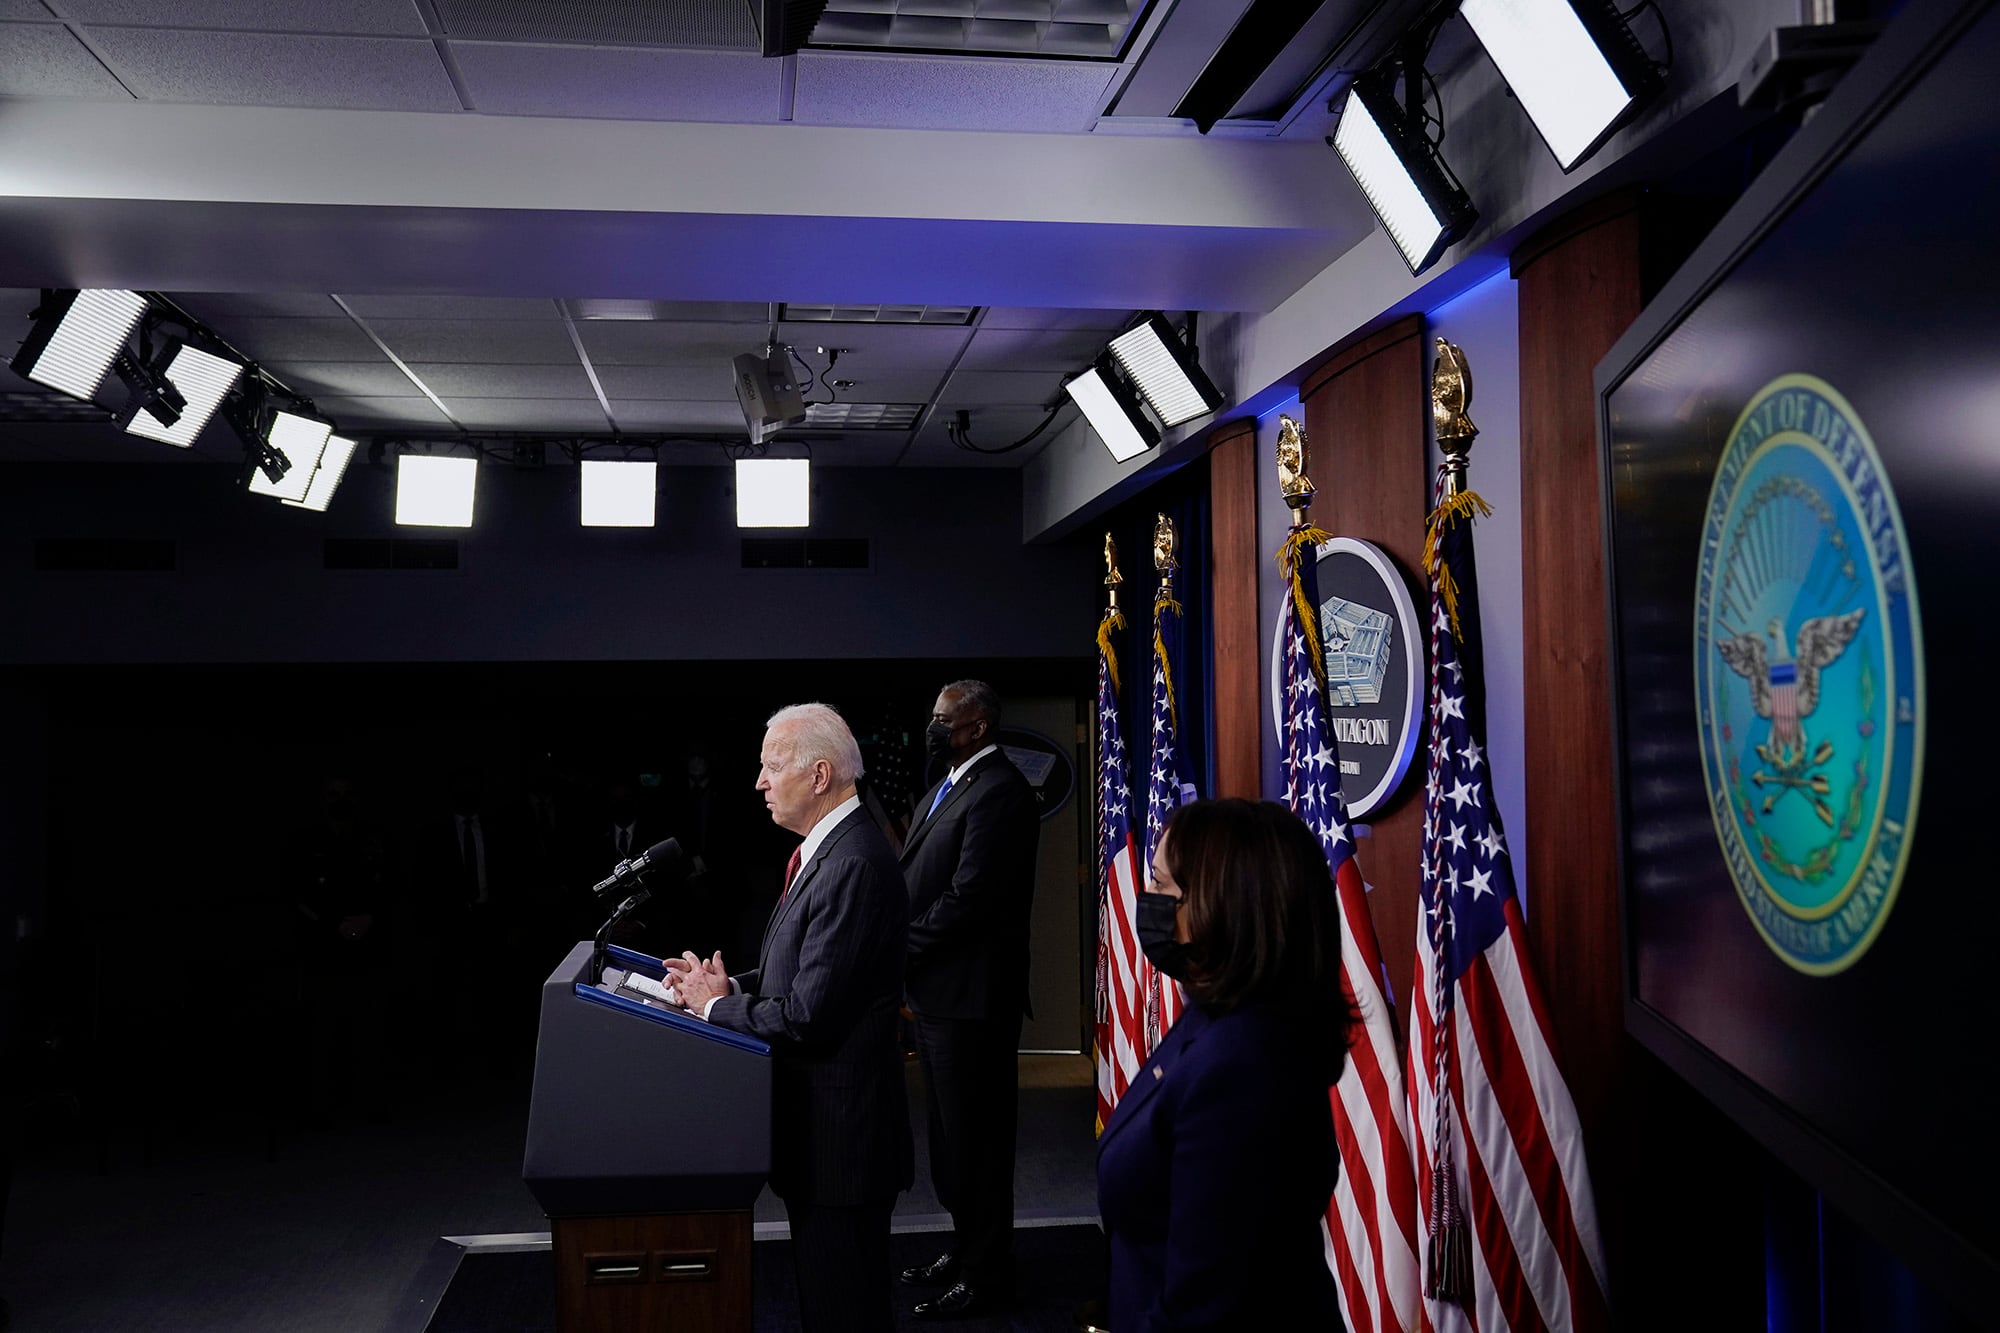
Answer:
1096, 798, 1351, 1333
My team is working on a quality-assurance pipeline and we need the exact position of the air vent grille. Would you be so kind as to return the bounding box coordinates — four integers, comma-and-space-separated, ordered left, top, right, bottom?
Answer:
803, 402, 924, 430
779, 304, 977, 325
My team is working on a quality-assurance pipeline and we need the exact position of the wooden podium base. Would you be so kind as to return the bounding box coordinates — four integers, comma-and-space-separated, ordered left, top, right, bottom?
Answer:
552, 1209, 753, 1333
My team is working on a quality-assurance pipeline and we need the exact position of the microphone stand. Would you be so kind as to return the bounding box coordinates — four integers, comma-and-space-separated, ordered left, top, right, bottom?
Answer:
591, 887, 652, 984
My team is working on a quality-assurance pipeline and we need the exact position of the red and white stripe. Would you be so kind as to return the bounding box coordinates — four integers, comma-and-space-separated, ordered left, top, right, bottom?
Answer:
1406, 899, 1610, 1332
1103, 827, 1150, 1110
1324, 856, 1423, 1333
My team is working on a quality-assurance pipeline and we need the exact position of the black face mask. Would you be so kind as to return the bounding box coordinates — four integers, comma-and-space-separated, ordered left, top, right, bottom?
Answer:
1137, 892, 1194, 982
925, 721, 955, 761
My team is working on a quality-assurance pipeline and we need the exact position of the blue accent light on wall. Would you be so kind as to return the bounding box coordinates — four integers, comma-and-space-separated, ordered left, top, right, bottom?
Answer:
1427, 262, 1514, 323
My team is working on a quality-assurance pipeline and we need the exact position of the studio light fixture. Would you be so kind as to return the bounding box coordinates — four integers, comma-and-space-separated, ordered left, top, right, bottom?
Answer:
396, 453, 479, 528
283, 435, 357, 513
111, 353, 187, 432
735, 456, 810, 528
244, 407, 334, 505
581, 458, 658, 528
1107, 314, 1224, 429
1459, 0, 1663, 171
121, 340, 243, 448
1332, 73, 1477, 275
1064, 358, 1159, 464
9, 289, 147, 401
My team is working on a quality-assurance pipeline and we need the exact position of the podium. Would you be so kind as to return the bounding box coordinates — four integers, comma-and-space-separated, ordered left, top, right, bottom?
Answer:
523, 941, 772, 1333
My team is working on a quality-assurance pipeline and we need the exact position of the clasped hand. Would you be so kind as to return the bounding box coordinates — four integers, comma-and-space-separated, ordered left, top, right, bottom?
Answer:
662, 950, 729, 1012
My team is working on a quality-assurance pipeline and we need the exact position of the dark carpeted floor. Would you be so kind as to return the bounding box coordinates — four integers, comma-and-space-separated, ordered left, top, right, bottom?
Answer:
427, 1224, 1107, 1333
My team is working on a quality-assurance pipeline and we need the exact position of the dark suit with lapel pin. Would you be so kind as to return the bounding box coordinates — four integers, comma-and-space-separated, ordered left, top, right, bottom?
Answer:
1095, 1000, 1343, 1333
900, 749, 1039, 1291
705, 804, 913, 1331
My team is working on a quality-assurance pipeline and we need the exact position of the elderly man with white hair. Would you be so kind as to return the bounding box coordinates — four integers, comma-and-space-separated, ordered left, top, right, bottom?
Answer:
667, 702, 913, 1333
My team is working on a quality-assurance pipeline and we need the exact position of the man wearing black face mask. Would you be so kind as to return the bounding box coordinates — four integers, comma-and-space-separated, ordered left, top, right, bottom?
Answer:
897, 680, 1040, 1320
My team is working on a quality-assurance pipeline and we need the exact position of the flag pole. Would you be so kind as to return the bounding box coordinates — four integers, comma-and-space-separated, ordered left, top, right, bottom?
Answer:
1420, 338, 1480, 1304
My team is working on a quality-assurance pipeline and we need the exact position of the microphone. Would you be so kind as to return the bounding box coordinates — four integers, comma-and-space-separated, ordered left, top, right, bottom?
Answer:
591, 837, 682, 898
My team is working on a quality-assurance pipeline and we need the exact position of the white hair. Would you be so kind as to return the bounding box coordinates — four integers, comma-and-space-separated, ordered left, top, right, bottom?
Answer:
764, 703, 863, 787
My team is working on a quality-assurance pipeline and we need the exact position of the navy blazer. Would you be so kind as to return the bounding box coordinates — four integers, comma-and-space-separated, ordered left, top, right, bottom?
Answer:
707, 807, 914, 1206
1096, 1001, 1343, 1333
901, 750, 1040, 1019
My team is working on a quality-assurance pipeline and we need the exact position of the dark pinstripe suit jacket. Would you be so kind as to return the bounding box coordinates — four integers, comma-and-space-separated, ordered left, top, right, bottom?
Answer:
706, 805, 914, 1206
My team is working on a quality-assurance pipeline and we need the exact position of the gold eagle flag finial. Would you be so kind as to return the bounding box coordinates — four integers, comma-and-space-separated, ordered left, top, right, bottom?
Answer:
1152, 513, 1177, 599
1103, 532, 1123, 615
1276, 414, 1314, 518
1432, 337, 1478, 498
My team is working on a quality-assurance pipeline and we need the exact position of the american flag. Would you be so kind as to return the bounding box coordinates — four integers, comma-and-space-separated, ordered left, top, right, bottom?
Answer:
1408, 474, 1608, 1331
1094, 611, 1149, 1131
1278, 525, 1422, 1333
1143, 590, 1195, 1041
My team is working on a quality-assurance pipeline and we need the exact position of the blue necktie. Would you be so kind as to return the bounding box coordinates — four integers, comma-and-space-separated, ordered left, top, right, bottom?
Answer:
927, 775, 955, 820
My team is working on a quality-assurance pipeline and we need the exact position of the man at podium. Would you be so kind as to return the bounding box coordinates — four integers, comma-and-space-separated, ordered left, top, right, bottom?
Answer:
667, 703, 913, 1333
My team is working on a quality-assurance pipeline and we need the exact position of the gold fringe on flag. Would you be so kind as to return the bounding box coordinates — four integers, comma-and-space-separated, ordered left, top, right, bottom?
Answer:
1152, 595, 1183, 731
1274, 524, 1332, 685
1422, 488, 1492, 642
1097, 609, 1126, 695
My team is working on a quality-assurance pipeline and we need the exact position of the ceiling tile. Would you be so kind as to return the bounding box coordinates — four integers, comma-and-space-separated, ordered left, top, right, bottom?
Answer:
955, 324, 1110, 371
777, 321, 972, 372
217, 317, 391, 362
806, 371, 947, 403
313, 395, 455, 427
935, 368, 1067, 405
566, 299, 771, 323
55, 0, 431, 34
607, 401, 749, 434
593, 364, 740, 403
0, 1, 58, 17
980, 306, 1135, 331
449, 398, 611, 431
451, 43, 781, 122
360, 318, 577, 363
81, 28, 461, 111
408, 362, 596, 398
792, 53, 1115, 131
0, 23, 134, 97
575, 320, 771, 367
264, 361, 426, 398
433, 0, 757, 47
173, 292, 346, 319
337, 294, 561, 320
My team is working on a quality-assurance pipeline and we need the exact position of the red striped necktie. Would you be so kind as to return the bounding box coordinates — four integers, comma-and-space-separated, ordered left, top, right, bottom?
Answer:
780, 846, 803, 904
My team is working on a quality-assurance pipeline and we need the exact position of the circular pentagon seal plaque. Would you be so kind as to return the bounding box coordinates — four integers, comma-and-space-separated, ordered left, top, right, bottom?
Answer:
1694, 374, 1925, 975
1270, 536, 1424, 820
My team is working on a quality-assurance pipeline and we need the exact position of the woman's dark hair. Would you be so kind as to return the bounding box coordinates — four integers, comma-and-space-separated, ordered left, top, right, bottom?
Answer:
1162, 798, 1355, 1066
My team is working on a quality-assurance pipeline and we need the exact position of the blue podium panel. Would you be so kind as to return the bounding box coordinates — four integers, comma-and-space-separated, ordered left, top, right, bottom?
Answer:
523, 941, 772, 1217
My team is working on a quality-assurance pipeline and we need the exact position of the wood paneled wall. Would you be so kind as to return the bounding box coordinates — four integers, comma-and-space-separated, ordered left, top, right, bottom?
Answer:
1513, 198, 1640, 1133
1299, 314, 1428, 1026
1206, 417, 1261, 799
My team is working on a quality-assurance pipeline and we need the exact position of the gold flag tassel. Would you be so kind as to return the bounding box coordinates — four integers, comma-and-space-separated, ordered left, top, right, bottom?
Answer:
1097, 608, 1126, 695
1422, 487, 1492, 643
1275, 522, 1333, 686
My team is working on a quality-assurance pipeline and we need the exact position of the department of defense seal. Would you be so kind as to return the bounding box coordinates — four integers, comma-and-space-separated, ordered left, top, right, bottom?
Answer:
1694, 374, 1925, 975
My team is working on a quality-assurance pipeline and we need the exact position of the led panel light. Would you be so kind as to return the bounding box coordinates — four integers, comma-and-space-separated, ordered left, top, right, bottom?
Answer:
396, 454, 479, 528
1064, 361, 1159, 464
283, 435, 357, 513
735, 457, 810, 528
246, 409, 333, 504
1460, 0, 1659, 170
123, 342, 243, 448
1333, 77, 1478, 275
9, 289, 147, 400
1107, 314, 1224, 429
581, 459, 658, 527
